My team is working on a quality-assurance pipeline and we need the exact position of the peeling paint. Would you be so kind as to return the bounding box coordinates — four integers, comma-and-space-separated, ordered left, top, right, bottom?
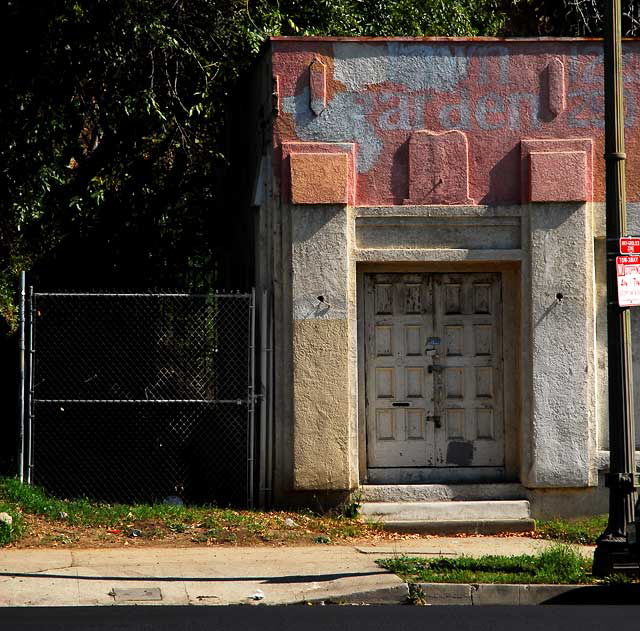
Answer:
273, 39, 640, 204
282, 88, 382, 173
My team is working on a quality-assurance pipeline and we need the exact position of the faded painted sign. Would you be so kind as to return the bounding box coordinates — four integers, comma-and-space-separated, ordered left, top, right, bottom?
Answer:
272, 39, 640, 205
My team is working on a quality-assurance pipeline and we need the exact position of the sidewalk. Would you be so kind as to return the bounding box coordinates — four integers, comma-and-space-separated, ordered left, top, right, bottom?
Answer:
0, 537, 594, 607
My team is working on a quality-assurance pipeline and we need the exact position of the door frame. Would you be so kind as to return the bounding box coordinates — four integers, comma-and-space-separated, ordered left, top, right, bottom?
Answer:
357, 261, 521, 485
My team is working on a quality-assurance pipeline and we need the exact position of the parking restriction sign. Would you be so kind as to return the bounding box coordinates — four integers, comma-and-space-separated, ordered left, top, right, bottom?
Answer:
620, 237, 640, 254
616, 255, 640, 306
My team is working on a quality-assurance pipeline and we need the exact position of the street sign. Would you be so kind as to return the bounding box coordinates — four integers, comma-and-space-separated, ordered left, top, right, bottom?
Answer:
616, 255, 640, 306
620, 236, 640, 254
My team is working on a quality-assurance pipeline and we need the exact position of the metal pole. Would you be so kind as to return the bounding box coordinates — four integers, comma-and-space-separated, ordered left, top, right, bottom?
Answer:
259, 290, 268, 509
17, 272, 26, 483
247, 289, 257, 509
266, 290, 274, 508
26, 286, 35, 486
593, 0, 639, 576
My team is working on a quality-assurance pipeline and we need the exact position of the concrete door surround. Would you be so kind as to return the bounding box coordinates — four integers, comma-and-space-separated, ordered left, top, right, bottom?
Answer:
287, 201, 594, 503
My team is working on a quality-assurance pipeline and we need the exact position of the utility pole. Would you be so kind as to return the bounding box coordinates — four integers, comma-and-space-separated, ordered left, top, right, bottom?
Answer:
593, 0, 640, 577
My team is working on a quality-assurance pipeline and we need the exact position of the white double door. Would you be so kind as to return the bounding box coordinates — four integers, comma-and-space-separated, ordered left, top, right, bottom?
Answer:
364, 272, 504, 471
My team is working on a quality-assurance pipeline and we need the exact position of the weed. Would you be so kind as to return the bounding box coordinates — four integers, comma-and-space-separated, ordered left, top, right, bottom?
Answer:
313, 535, 331, 544
191, 534, 209, 543
142, 527, 165, 539
206, 527, 224, 539
408, 583, 427, 605
0, 507, 23, 546
200, 515, 222, 531
220, 509, 246, 526
602, 572, 635, 585
40, 534, 78, 545
246, 521, 266, 535
339, 492, 363, 519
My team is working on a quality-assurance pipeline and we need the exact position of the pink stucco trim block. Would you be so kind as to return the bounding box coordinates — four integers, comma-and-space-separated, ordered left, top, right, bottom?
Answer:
290, 153, 349, 204
282, 142, 356, 205
309, 58, 327, 116
404, 130, 474, 205
521, 139, 593, 203
529, 151, 587, 202
547, 57, 566, 117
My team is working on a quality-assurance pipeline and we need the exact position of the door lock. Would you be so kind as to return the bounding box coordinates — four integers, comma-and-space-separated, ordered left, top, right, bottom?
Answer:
427, 415, 442, 428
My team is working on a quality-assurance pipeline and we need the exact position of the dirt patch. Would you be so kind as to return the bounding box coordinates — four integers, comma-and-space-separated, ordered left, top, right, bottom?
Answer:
4, 513, 538, 550
5, 512, 435, 549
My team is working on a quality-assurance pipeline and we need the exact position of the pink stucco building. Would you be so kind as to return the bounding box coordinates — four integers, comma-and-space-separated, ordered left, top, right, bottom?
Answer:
240, 37, 640, 526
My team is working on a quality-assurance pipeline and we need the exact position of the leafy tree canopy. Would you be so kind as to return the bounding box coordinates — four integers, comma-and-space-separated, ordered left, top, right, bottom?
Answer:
0, 0, 632, 330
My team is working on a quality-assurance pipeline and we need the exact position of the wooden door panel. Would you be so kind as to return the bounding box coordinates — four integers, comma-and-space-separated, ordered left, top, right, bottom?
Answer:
433, 273, 504, 467
365, 273, 434, 468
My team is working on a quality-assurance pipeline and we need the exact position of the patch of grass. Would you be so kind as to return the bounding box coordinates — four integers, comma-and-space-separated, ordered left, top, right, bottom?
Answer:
536, 515, 607, 545
0, 476, 381, 546
0, 478, 178, 527
377, 544, 594, 585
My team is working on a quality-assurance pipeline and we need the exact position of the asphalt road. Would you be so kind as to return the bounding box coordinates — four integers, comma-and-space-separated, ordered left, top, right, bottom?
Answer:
1, 605, 638, 631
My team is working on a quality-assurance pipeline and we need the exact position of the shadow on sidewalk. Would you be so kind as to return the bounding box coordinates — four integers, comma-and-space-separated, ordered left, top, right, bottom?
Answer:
0, 570, 390, 584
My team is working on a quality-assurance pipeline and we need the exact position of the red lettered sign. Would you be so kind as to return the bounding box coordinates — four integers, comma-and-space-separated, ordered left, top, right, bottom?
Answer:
620, 237, 640, 254
617, 255, 640, 306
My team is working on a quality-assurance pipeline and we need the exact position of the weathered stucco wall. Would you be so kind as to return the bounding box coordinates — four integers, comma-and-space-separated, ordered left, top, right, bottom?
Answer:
525, 201, 595, 487
290, 204, 357, 491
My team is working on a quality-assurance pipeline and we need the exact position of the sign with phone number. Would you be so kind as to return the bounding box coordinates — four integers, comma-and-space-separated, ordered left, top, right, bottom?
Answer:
617, 255, 640, 306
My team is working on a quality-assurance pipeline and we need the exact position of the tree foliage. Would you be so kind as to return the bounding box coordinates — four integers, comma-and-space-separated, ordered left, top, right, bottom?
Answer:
0, 0, 636, 331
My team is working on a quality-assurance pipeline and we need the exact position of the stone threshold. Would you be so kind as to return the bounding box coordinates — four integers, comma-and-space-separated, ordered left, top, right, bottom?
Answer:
360, 483, 528, 503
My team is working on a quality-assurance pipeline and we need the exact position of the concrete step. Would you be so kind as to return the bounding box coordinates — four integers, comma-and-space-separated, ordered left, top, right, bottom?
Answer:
361, 499, 531, 521
360, 483, 527, 503
361, 500, 534, 535
376, 518, 536, 535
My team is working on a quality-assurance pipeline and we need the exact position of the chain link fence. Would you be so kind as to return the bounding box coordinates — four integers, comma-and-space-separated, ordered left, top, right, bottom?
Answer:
20, 290, 256, 507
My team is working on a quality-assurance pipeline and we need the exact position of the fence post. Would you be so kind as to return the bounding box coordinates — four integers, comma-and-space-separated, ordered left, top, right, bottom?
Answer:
259, 290, 269, 509
247, 288, 257, 509
18, 272, 26, 483
26, 286, 35, 485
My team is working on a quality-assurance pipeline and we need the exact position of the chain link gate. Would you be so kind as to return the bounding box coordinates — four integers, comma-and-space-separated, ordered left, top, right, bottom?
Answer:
19, 289, 257, 507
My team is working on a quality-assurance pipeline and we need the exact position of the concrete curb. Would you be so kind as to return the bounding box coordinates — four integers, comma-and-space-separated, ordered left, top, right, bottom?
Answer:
411, 582, 640, 605
305, 584, 410, 605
